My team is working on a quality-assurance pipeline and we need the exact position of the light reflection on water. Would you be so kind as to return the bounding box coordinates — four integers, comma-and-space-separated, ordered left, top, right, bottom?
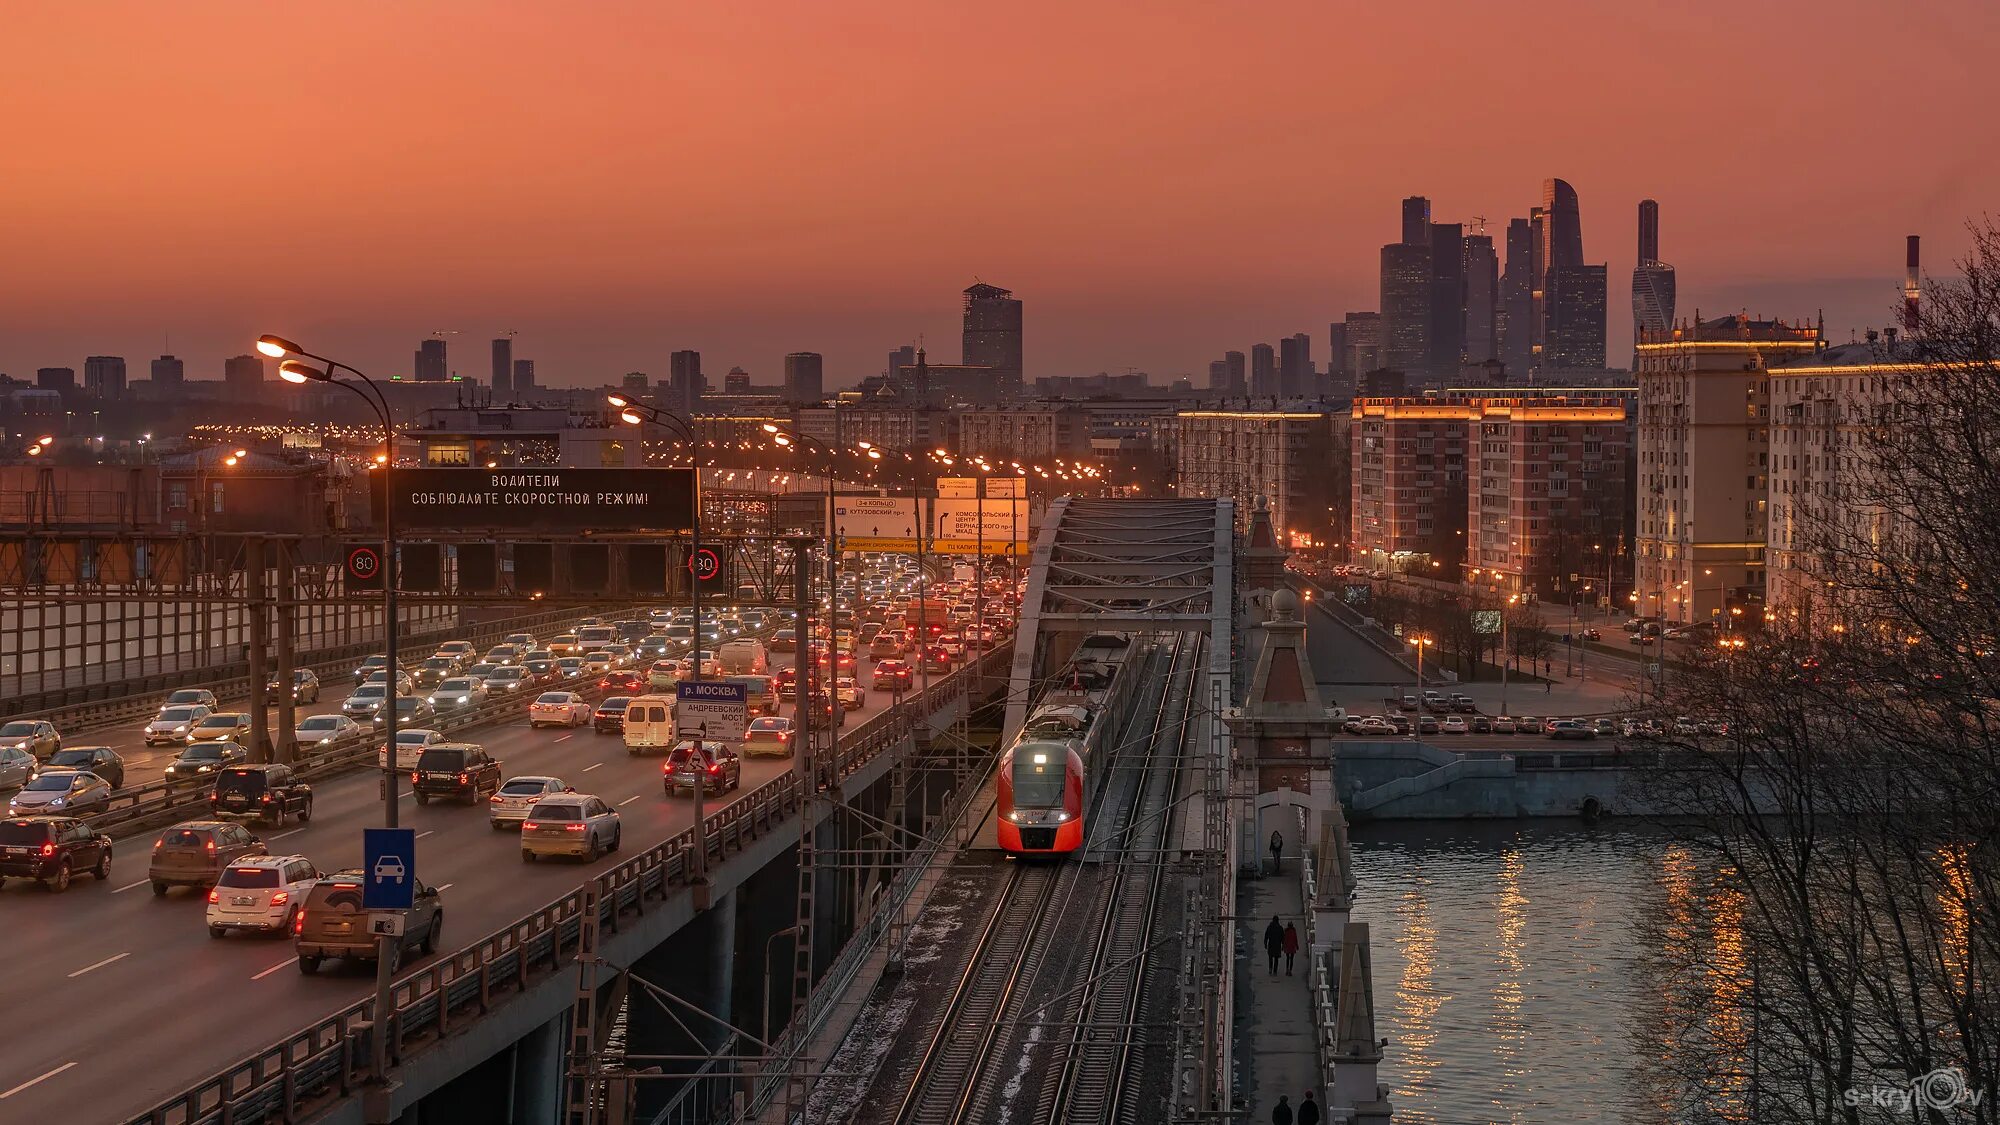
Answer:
1352, 819, 1674, 1125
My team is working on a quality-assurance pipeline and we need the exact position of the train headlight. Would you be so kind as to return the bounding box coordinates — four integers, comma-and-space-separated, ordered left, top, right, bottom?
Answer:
1008, 811, 1023, 822
1051, 811, 1070, 822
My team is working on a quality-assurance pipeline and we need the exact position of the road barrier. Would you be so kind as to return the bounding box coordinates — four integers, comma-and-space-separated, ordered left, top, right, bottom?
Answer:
122, 647, 1009, 1125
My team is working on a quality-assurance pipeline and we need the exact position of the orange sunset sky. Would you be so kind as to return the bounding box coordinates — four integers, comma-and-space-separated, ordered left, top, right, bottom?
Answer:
3, 0, 1996, 387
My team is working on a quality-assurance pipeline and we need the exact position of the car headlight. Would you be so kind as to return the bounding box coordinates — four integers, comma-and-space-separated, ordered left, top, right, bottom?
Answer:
49, 797, 65, 808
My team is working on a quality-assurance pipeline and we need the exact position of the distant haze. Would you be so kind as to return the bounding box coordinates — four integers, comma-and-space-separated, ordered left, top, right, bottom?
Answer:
2, 0, 1992, 386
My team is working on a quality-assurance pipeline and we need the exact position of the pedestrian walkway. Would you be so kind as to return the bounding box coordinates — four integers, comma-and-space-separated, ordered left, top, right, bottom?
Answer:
1236, 860, 1321, 1124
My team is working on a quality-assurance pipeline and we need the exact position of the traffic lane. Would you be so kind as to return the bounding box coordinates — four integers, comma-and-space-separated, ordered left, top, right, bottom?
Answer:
85, 682, 374, 789
0, 682, 905, 1122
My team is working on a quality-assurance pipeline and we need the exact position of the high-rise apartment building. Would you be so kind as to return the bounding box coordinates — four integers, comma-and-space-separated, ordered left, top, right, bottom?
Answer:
1427, 223, 1466, 378
784, 352, 824, 404
223, 354, 263, 392
1327, 321, 1349, 390
668, 350, 703, 414
1175, 410, 1334, 539
1342, 312, 1383, 383
725, 369, 752, 394
1634, 315, 1820, 624
1400, 196, 1432, 246
1463, 396, 1629, 594
1223, 350, 1247, 397
1499, 218, 1534, 376
1631, 199, 1676, 368
888, 345, 916, 382
1249, 343, 1279, 398
1350, 398, 1470, 571
622, 372, 650, 392
1208, 360, 1230, 393
36, 367, 75, 390
1462, 234, 1499, 366
512, 359, 536, 391
414, 339, 448, 382
1380, 242, 1431, 378
151, 354, 185, 387
962, 283, 1023, 397
84, 356, 127, 398
1279, 333, 1313, 398
491, 337, 513, 393
1545, 265, 1608, 370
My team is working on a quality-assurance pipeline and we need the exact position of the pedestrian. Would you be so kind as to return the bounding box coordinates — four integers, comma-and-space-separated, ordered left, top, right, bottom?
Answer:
1283, 922, 1300, 975
1271, 1094, 1293, 1125
1544, 678, 1551, 694
1269, 829, 1283, 875
1297, 1090, 1321, 1125
1264, 914, 1284, 976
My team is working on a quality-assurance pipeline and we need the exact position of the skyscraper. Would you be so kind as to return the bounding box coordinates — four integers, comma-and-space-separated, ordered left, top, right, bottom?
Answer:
1208, 359, 1231, 393
512, 359, 536, 391
784, 352, 824, 404
1499, 218, 1534, 376
1462, 233, 1499, 365
414, 338, 448, 382
962, 283, 1023, 396
1342, 312, 1382, 382
491, 337, 513, 393
1279, 333, 1312, 398
151, 354, 184, 387
1380, 242, 1431, 377
1401, 196, 1432, 246
1327, 321, 1350, 388
1223, 350, 1247, 397
84, 356, 126, 398
1632, 199, 1676, 367
1427, 222, 1465, 377
1528, 206, 1548, 362
1250, 343, 1278, 398
669, 349, 703, 414
1539, 178, 1584, 274
223, 354, 263, 392
888, 345, 916, 383
1546, 264, 1608, 370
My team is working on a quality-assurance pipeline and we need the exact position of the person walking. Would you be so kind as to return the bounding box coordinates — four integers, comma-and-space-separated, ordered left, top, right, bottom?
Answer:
1283, 922, 1300, 975
1271, 1094, 1293, 1125
1296, 1090, 1321, 1125
1263, 914, 1284, 976
1269, 829, 1283, 875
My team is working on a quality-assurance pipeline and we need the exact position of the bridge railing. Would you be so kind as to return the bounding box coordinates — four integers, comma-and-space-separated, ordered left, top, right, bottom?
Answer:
121, 647, 1008, 1125
1297, 806, 1339, 1099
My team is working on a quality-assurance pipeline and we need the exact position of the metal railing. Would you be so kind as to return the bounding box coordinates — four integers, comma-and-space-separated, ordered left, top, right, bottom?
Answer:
122, 648, 1007, 1125
1297, 807, 1339, 1099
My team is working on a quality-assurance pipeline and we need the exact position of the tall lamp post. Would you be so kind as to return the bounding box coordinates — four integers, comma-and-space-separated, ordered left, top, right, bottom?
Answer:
1409, 634, 1433, 740
262, 335, 403, 829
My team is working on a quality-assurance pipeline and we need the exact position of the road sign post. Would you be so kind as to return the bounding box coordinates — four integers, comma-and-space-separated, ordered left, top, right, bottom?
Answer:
675, 680, 749, 742
362, 826, 416, 1088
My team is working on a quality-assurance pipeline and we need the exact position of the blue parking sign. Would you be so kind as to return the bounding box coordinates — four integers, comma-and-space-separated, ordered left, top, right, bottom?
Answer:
363, 827, 417, 911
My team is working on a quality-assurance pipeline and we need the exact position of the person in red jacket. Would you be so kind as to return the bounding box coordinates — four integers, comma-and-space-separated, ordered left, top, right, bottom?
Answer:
1282, 922, 1300, 975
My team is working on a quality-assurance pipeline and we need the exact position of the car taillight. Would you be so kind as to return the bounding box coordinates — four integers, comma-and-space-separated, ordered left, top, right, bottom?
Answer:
205, 839, 216, 854
207, 888, 219, 903
564, 823, 586, 832
522, 821, 539, 830
40, 842, 56, 857
270, 891, 288, 906
489, 793, 502, 802
457, 772, 469, 784
294, 911, 305, 935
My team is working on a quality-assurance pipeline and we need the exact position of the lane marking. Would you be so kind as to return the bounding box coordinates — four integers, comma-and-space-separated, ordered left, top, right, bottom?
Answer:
554, 734, 573, 743
438, 883, 454, 891
112, 878, 150, 894
252, 957, 298, 980
67, 952, 129, 978
618, 794, 642, 806
1, 1062, 77, 1099
271, 827, 308, 841
416, 830, 435, 840
581, 763, 601, 773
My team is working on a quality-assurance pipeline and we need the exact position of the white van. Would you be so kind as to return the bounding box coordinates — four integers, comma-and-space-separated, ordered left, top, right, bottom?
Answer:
717, 639, 769, 676
623, 695, 678, 756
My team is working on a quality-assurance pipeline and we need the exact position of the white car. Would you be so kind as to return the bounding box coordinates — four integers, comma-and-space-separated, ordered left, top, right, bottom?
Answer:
489, 775, 570, 829
520, 793, 622, 861
146, 705, 212, 746
378, 728, 447, 771
207, 855, 322, 938
581, 651, 619, 675
293, 714, 361, 745
1440, 716, 1469, 734
529, 692, 592, 728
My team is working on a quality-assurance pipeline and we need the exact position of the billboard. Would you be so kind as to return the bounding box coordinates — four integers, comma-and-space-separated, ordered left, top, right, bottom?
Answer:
380, 468, 696, 532
1472, 609, 1504, 635
932, 496, 1029, 556
832, 495, 921, 553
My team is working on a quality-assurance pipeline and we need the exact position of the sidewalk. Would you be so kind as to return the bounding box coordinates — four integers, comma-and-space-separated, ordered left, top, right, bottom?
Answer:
1235, 862, 1320, 1125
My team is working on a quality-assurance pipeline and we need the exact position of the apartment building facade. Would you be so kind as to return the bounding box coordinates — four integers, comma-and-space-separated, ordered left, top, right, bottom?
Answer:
1175, 411, 1334, 544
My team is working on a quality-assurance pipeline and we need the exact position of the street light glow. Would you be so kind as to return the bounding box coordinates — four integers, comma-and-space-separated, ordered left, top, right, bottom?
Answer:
606, 394, 630, 408
279, 359, 328, 384
255, 334, 300, 359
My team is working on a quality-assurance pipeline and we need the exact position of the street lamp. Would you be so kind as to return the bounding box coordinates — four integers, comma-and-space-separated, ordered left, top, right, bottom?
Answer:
1409, 634, 1434, 740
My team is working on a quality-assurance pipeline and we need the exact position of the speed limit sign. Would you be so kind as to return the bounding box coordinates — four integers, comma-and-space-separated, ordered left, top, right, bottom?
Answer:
687, 548, 720, 580
346, 545, 383, 582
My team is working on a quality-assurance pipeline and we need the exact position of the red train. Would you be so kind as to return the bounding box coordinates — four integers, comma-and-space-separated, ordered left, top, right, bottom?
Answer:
997, 634, 1134, 856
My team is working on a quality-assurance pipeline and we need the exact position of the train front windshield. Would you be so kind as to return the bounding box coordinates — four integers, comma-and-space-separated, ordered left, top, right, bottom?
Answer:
1010, 746, 1066, 808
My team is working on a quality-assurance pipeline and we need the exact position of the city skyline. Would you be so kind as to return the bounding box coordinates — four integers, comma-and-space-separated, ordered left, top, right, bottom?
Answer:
3, 1, 1993, 388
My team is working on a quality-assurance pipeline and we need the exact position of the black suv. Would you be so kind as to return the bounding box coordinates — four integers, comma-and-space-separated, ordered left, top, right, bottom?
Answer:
0, 816, 113, 892
210, 765, 314, 827
412, 744, 501, 805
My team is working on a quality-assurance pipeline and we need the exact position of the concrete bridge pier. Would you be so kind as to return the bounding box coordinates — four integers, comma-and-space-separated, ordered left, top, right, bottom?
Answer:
626, 888, 737, 1120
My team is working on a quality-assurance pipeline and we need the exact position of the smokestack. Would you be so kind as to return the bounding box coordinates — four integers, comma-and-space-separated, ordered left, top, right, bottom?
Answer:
1904, 234, 1921, 335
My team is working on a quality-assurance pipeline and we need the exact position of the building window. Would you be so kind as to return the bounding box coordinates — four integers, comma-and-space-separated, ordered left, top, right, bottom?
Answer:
210, 482, 225, 515
167, 482, 188, 510
427, 441, 473, 467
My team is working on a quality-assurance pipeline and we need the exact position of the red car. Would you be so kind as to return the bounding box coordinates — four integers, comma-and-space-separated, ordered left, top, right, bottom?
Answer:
598, 671, 646, 694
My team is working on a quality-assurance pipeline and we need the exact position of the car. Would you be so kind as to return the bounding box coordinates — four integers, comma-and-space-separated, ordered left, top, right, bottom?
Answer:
0, 720, 60, 761
1398, 695, 1418, 711
1629, 633, 1656, 646
294, 713, 361, 745
352, 654, 393, 684
1471, 715, 1493, 734
769, 629, 798, 653
555, 657, 587, 680
581, 651, 618, 675
835, 677, 866, 710
549, 634, 583, 656
1579, 628, 1603, 642
523, 657, 560, 683
378, 728, 447, 771
486, 666, 533, 694
434, 640, 477, 662
0, 816, 112, 891
165, 741, 249, 785
1440, 716, 1468, 735
868, 632, 906, 659
267, 669, 321, 704
160, 688, 219, 713
371, 696, 436, 730
663, 741, 741, 796
1451, 693, 1477, 713
8, 770, 111, 817
1353, 716, 1397, 736
145, 704, 212, 746
0, 747, 36, 790
1547, 719, 1596, 740
593, 697, 632, 735
414, 656, 461, 688
1515, 716, 1545, 735
210, 764, 314, 825
462, 663, 503, 685
1592, 718, 1619, 738
530, 692, 592, 728
1416, 716, 1440, 736
520, 794, 622, 862
871, 659, 913, 692
148, 820, 266, 893
189, 712, 252, 744
411, 743, 502, 805
206, 854, 323, 938
921, 645, 953, 674
483, 645, 522, 667
489, 775, 570, 829
504, 633, 538, 651
46, 746, 124, 789
295, 869, 443, 974
1491, 716, 1518, 734
598, 671, 646, 695
742, 716, 796, 758
430, 677, 489, 712
343, 685, 389, 719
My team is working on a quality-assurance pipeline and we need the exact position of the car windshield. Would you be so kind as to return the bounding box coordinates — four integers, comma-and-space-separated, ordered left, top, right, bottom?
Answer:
424, 658, 453, 669
218, 867, 280, 888
530, 803, 583, 821
491, 669, 525, 680
440, 679, 475, 692
23, 773, 79, 791
394, 698, 424, 712
183, 744, 229, 761
416, 749, 467, 770
501, 780, 551, 796
197, 716, 239, 728
158, 708, 198, 722
300, 717, 339, 730
352, 686, 386, 700
536, 693, 573, 704
48, 750, 99, 767
0, 722, 35, 737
